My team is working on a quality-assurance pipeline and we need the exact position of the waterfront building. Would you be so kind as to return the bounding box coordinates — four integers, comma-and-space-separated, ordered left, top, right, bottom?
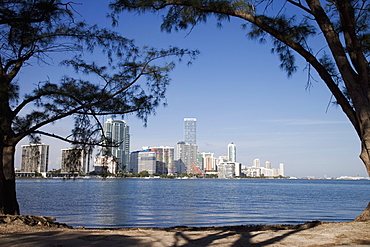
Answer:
149, 146, 175, 174
129, 150, 156, 174
279, 163, 285, 177
21, 144, 49, 174
227, 142, 236, 162
61, 147, 90, 174
242, 160, 285, 178
217, 155, 229, 163
198, 152, 216, 171
266, 161, 271, 169
184, 118, 196, 144
176, 141, 198, 173
94, 156, 118, 174
253, 158, 261, 168
174, 159, 187, 174
101, 118, 130, 172
217, 162, 239, 179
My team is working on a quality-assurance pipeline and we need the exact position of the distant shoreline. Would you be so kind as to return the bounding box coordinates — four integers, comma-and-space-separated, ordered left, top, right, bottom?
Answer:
15, 175, 370, 180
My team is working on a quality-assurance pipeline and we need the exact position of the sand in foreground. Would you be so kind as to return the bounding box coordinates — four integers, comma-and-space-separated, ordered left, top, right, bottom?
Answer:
0, 217, 369, 246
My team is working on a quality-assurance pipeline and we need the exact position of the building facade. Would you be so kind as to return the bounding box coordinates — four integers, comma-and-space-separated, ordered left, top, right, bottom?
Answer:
184, 118, 196, 144
149, 146, 175, 174
227, 142, 236, 162
198, 152, 216, 171
253, 158, 261, 168
61, 147, 90, 174
21, 144, 49, 173
101, 118, 130, 172
94, 156, 118, 174
176, 141, 198, 174
174, 159, 187, 174
130, 147, 175, 175
242, 160, 285, 178
129, 150, 157, 174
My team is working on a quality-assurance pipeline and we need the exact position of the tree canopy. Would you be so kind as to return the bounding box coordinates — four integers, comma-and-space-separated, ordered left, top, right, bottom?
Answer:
0, 0, 197, 214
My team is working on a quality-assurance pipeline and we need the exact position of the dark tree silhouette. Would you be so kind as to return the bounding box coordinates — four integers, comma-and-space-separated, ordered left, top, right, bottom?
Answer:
0, 0, 197, 215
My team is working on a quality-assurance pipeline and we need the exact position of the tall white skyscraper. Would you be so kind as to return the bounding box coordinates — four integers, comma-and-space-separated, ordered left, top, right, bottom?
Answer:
101, 118, 130, 172
253, 158, 261, 167
279, 163, 285, 177
265, 161, 271, 169
184, 118, 196, 144
227, 142, 236, 162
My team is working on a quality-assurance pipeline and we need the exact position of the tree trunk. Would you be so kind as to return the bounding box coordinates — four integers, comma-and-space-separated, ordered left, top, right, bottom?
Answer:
2, 145, 19, 215
354, 202, 370, 222
354, 123, 370, 221
0, 145, 4, 214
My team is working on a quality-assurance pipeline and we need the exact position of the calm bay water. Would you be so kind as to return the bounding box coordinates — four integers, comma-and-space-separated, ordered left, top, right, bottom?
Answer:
16, 178, 370, 228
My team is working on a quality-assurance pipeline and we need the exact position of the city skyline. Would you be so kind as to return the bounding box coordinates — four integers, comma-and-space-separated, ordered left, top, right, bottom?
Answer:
13, 1, 367, 178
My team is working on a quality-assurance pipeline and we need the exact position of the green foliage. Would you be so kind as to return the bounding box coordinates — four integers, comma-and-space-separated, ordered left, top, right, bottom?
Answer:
1, 0, 198, 148
138, 170, 150, 177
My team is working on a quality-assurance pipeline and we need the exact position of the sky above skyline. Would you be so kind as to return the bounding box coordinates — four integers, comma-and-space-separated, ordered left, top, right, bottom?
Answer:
15, 1, 367, 178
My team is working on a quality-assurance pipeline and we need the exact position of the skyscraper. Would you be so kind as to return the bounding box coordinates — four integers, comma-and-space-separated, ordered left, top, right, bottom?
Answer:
101, 118, 130, 172
129, 150, 156, 174
227, 142, 236, 162
149, 146, 175, 175
279, 163, 285, 177
21, 144, 49, 173
253, 158, 261, 167
266, 161, 271, 169
177, 141, 198, 173
184, 118, 196, 144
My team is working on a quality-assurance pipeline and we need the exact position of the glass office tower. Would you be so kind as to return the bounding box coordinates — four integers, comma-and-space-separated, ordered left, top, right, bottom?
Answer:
184, 118, 196, 144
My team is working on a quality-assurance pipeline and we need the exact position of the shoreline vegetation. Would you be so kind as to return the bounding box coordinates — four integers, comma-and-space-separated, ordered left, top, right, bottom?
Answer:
0, 215, 369, 246
15, 171, 370, 180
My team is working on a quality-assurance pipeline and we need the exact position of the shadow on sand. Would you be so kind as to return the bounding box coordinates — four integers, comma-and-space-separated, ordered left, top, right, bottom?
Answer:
0, 221, 326, 246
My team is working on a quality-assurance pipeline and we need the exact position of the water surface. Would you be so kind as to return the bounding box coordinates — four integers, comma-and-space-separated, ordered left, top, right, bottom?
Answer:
16, 178, 370, 228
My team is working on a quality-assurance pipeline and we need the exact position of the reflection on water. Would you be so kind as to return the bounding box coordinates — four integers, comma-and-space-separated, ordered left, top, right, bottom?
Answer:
17, 178, 370, 228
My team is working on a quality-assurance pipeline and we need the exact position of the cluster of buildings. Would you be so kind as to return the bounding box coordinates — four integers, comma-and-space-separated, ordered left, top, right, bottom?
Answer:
19, 118, 285, 178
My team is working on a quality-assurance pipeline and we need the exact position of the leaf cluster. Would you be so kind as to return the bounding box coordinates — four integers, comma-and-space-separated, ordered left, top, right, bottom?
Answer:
0, 0, 199, 149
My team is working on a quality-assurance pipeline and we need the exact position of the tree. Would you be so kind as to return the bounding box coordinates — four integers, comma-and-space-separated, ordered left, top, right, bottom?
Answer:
0, 0, 197, 215
110, 0, 370, 220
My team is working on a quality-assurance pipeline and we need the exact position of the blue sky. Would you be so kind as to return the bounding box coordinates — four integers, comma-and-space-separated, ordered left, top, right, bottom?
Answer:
15, 1, 367, 177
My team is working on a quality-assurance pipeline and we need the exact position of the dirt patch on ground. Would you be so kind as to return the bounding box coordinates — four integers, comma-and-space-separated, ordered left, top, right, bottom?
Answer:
0, 215, 369, 246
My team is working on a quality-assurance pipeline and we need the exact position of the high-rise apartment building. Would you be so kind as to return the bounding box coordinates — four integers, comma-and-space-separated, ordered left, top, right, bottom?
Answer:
218, 162, 242, 178
242, 160, 285, 178
184, 118, 196, 144
198, 152, 215, 171
101, 118, 130, 172
149, 146, 175, 175
94, 156, 118, 174
253, 158, 261, 167
129, 150, 156, 174
265, 161, 271, 169
279, 163, 285, 177
227, 142, 236, 162
61, 147, 90, 174
177, 141, 198, 173
21, 144, 49, 173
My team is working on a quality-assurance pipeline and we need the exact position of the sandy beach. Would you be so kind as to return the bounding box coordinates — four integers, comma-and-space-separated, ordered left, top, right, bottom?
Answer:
0, 215, 370, 246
